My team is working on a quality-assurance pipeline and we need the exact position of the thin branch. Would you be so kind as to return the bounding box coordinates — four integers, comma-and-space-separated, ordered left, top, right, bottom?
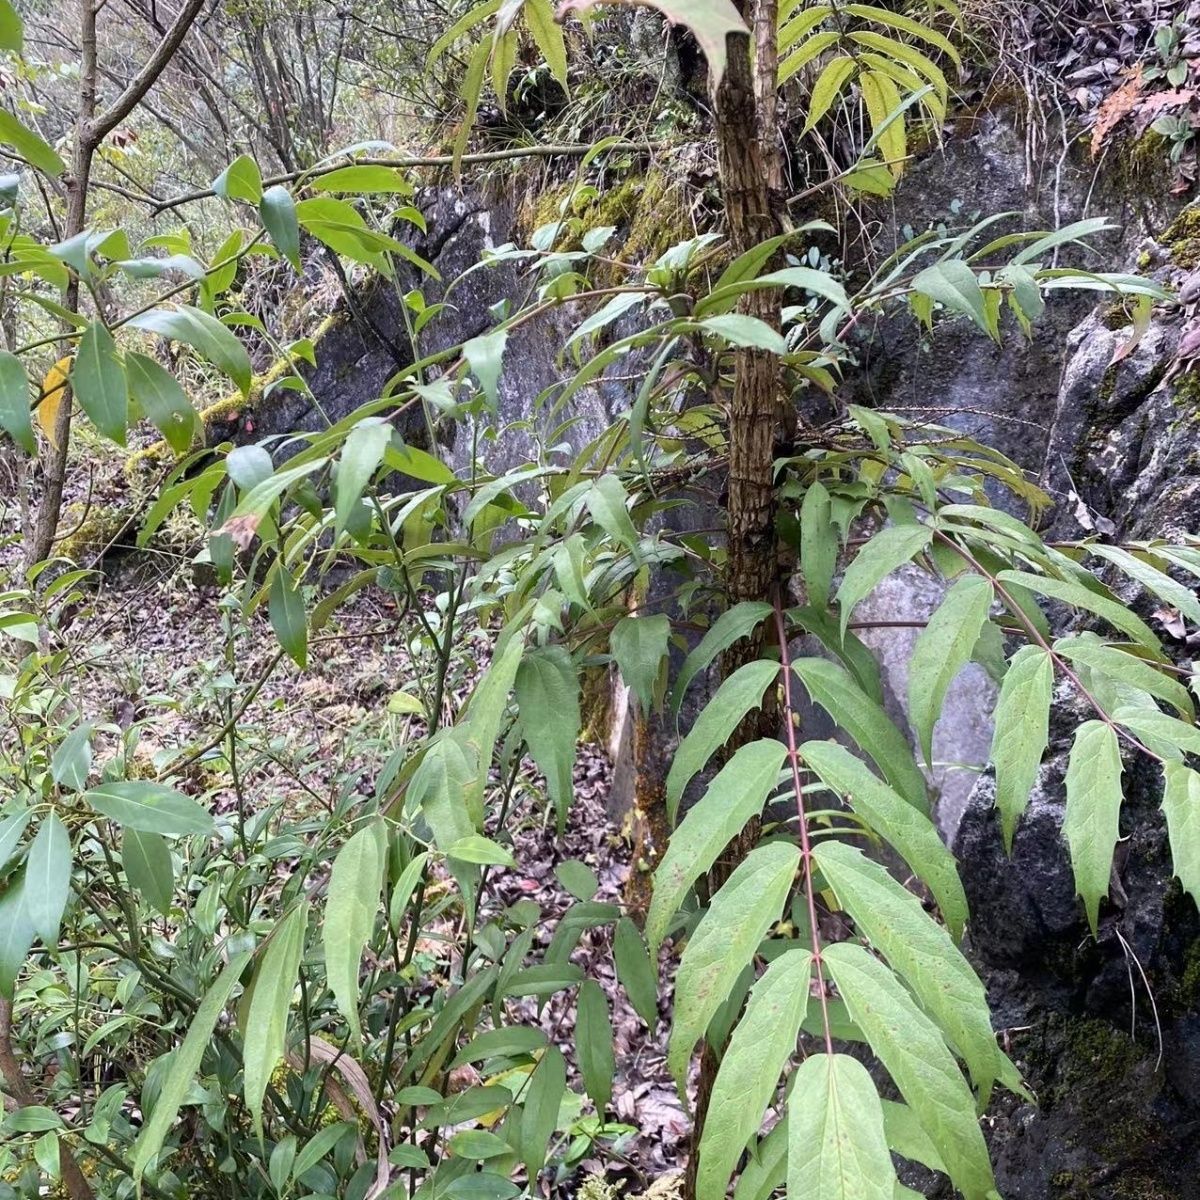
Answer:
87, 0, 207, 145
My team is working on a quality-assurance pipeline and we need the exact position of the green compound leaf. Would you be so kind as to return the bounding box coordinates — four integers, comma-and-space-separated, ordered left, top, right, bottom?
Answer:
1063, 720, 1123, 936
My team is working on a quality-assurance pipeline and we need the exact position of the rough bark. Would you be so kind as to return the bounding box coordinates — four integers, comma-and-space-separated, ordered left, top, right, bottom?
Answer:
683, 18, 791, 1200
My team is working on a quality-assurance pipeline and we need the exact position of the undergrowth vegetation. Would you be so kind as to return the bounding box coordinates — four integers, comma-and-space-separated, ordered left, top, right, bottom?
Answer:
2, 1, 1200, 1200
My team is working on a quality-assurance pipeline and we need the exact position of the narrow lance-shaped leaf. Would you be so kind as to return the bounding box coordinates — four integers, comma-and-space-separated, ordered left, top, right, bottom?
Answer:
908, 574, 993, 767
613, 917, 659, 1027
668, 841, 801, 1089
122, 829, 174, 916
1162, 761, 1200, 909
244, 900, 309, 1137
131, 949, 254, 1185
84, 781, 214, 837
336, 419, 392, 536
516, 644, 580, 828
576, 978, 615, 1114
270, 567, 308, 669
697, 949, 812, 1200
664, 659, 780, 822
0, 874, 33, 998
74, 321, 128, 445
801, 740, 967, 939
823, 943, 996, 1200
648, 738, 788, 952
990, 645, 1054, 851
1055, 634, 1194, 720
519, 1044, 565, 1179
324, 819, 387, 1044
260, 185, 301, 268
26, 816, 69, 945
787, 1053, 897, 1200
671, 601, 773, 719
813, 841, 1000, 1104
835, 522, 932, 639
0, 350, 33, 454
1063, 720, 1124, 936
792, 658, 928, 812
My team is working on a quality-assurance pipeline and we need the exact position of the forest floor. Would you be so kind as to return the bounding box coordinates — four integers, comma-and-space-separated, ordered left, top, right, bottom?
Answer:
16, 527, 692, 1189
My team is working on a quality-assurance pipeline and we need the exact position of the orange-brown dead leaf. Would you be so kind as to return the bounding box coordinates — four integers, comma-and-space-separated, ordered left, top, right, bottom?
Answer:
1092, 66, 1144, 157
220, 513, 261, 551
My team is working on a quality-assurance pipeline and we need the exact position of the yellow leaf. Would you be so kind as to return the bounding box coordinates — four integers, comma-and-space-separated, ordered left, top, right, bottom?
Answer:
38, 356, 72, 447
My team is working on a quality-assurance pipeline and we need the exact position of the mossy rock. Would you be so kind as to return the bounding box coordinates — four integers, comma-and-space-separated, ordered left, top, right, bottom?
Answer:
56, 503, 136, 563
125, 311, 346, 479
1163, 202, 1200, 270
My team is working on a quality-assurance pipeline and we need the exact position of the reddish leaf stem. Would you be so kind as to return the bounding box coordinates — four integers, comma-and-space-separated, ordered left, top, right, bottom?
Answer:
774, 596, 834, 1055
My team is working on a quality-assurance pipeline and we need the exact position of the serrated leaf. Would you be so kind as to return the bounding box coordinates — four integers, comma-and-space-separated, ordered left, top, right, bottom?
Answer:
26, 815, 69, 945
519, 1045, 565, 1178
586, 472, 640, 550
324, 818, 387, 1044
1162, 761, 1200, 908
664, 659, 780, 822
861, 68, 906, 176
122, 829, 174, 916
525, 0, 568, 87
804, 57, 858, 131
835, 522, 931, 638
792, 658, 928, 812
668, 842, 800, 1089
74, 321, 128, 444
1063, 720, 1123, 936
814, 841, 1000, 1103
577, 978, 615, 1114
516, 644, 580, 825
1055, 635, 1193, 719
0, 350, 32, 453
85, 781, 214, 837
823, 943, 996, 1200
244, 901, 308, 1136
697, 949, 811, 1200
671, 601, 772, 719
649, 738, 787, 952
131, 949, 254, 1186
881, 1100, 945, 1173
734, 1121, 788, 1200
613, 917, 658, 1027
801, 740, 967, 939
787, 1052, 896, 1200
800, 482, 836, 608
610, 613, 670, 716
1111, 705, 1200, 759
908, 574, 993, 767
997, 569, 1162, 653
990, 645, 1053, 850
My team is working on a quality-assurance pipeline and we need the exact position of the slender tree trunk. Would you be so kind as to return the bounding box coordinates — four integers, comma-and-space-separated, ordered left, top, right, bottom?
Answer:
683, 13, 792, 1199
26, 0, 207, 566
0, 998, 95, 1200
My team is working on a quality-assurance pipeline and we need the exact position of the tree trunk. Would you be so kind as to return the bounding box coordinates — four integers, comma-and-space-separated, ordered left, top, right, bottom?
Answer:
683, 16, 791, 1200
